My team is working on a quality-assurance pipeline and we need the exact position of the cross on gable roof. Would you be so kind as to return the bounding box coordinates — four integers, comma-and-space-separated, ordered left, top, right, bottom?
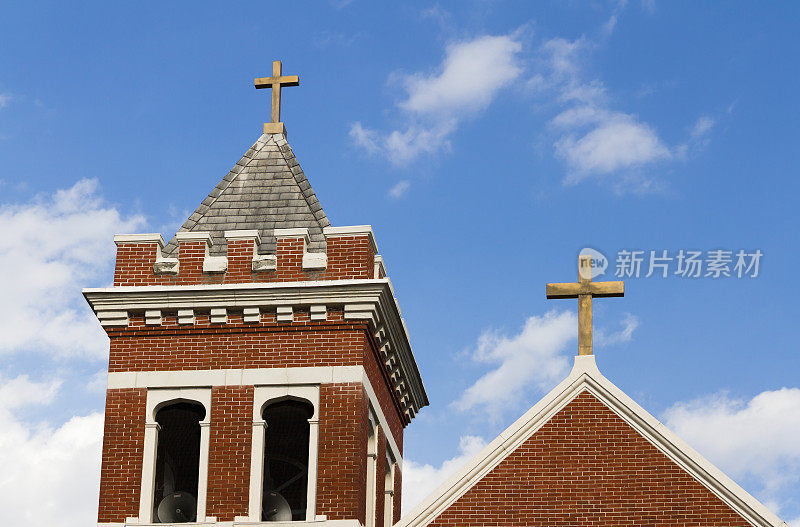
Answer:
163, 132, 330, 257
398, 356, 787, 527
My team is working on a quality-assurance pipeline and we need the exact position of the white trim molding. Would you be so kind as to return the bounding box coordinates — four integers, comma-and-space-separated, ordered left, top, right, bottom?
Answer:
84, 279, 428, 420
396, 355, 788, 527
114, 234, 165, 246
136, 387, 212, 525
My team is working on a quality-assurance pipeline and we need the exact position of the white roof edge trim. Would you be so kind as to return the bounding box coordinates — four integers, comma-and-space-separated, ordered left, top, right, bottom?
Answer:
397, 355, 787, 527
114, 233, 165, 247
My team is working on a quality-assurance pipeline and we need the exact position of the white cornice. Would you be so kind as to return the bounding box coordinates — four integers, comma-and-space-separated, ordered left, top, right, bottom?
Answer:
224, 229, 261, 244
274, 227, 310, 242
397, 355, 787, 527
83, 279, 428, 418
114, 233, 165, 247
175, 231, 213, 245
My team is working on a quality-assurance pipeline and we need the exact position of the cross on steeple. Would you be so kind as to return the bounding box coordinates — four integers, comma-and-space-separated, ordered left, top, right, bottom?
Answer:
254, 60, 300, 134
546, 255, 625, 356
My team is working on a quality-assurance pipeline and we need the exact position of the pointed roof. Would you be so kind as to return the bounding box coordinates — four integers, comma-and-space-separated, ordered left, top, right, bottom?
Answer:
164, 132, 330, 256
399, 355, 787, 527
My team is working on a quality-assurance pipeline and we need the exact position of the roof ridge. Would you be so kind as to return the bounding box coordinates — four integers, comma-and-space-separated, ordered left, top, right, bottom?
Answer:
163, 136, 273, 255
272, 134, 330, 230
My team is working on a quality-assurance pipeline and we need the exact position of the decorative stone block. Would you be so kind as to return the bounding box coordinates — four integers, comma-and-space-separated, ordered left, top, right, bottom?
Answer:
243, 307, 261, 323
210, 308, 227, 324
276, 306, 293, 322
177, 309, 195, 325
145, 310, 162, 326
252, 254, 277, 272
310, 305, 327, 321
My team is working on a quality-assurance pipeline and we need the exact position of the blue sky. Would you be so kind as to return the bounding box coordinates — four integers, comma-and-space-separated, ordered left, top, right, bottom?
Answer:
0, 1, 798, 525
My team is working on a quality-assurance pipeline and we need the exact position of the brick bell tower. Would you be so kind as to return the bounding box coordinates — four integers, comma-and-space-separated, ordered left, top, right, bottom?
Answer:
85, 61, 428, 527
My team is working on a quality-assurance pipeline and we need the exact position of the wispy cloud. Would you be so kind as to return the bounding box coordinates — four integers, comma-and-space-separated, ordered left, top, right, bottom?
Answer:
402, 435, 487, 514
388, 180, 410, 199
453, 310, 640, 417
595, 313, 639, 347
452, 310, 576, 416
0, 178, 145, 358
530, 36, 677, 193
351, 33, 523, 165
0, 93, 10, 109
690, 115, 715, 139
664, 388, 800, 518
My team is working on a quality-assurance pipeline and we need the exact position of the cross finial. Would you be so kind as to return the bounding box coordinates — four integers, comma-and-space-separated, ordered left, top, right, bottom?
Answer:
546, 255, 625, 355
254, 60, 300, 134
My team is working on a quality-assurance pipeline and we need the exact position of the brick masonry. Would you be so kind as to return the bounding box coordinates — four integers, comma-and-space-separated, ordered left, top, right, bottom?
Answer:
316, 383, 369, 522
206, 386, 254, 521
97, 388, 146, 523
428, 391, 751, 527
113, 234, 374, 287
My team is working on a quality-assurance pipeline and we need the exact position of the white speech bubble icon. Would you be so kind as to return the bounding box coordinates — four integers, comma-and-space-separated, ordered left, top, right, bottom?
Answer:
578, 248, 608, 279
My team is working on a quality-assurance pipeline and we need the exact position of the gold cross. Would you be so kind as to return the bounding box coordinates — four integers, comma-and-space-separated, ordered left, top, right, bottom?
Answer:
546, 255, 625, 356
254, 60, 300, 125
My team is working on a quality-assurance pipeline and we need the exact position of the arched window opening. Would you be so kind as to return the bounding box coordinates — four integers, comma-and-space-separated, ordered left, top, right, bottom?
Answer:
153, 402, 205, 523
262, 399, 314, 521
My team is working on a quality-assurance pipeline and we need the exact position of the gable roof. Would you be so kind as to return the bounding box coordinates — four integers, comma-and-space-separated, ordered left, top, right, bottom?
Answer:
163, 132, 330, 257
399, 355, 787, 527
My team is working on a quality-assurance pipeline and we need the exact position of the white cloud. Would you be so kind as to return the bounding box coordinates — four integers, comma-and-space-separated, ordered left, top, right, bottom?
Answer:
664, 388, 800, 517
0, 374, 103, 527
452, 310, 576, 415
400, 35, 522, 115
0, 93, 10, 109
556, 115, 671, 183
351, 33, 523, 164
388, 180, 411, 199
0, 178, 145, 358
402, 435, 487, 514
534, 37, 674, 191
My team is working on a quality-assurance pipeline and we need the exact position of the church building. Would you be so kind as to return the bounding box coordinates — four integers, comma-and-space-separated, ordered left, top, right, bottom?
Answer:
84, 62, 787, 527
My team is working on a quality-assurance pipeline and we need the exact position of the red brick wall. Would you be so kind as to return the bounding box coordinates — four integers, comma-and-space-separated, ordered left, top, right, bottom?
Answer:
317, 383, 368, 522
326, 235, 374, 280
108, 313, 365, 372
97, 388, 146, 523
206, 386, 254, 521
430, 391, 750, 527
113, 233, 374, 286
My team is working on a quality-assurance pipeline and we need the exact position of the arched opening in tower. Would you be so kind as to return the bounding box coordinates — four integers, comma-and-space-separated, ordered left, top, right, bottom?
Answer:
153, 402, 205, 523
262, 399, 314, 521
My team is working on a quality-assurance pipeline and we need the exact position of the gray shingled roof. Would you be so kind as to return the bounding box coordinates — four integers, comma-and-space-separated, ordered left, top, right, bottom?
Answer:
164, 133, 331, 256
